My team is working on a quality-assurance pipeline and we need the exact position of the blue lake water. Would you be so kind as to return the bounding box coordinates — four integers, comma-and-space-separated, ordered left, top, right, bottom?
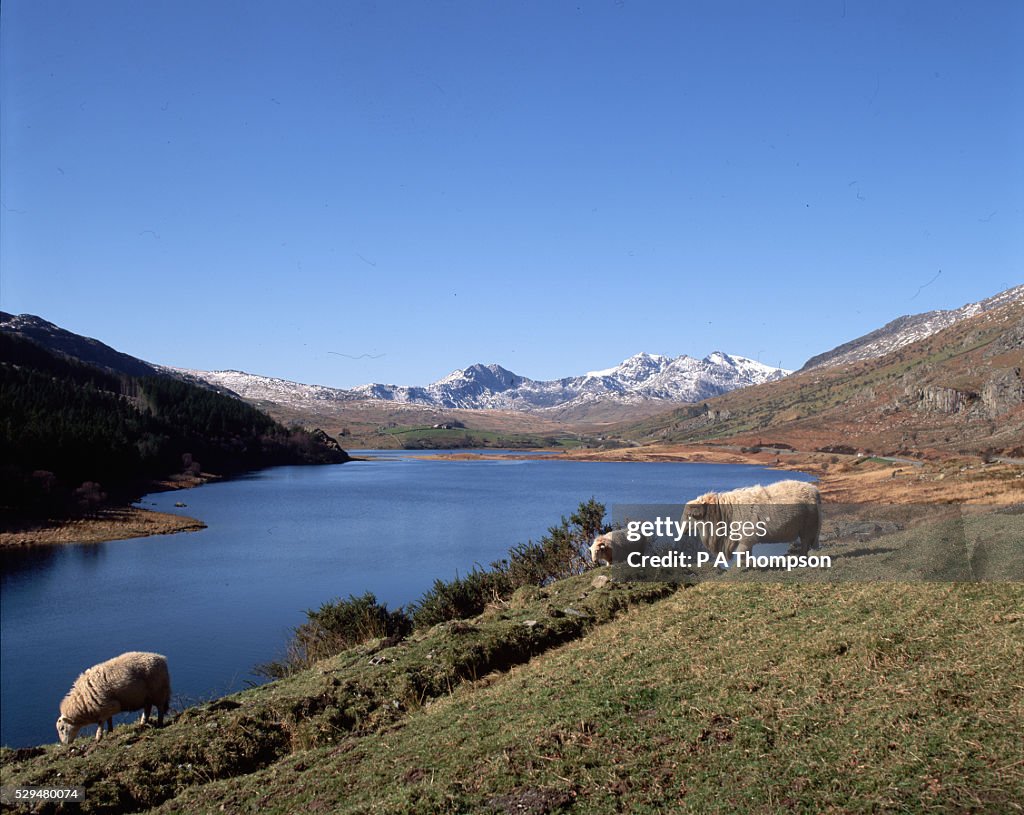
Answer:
0, 455, 811, 747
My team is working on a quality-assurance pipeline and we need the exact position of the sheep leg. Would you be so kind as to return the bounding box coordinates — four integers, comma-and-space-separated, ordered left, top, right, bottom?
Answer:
157, 704, 166, 727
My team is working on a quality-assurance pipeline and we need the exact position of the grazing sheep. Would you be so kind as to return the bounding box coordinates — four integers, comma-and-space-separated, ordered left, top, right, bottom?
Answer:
56, 651, 171, 745
682, 480, 822, 559
589, 529, 648, 565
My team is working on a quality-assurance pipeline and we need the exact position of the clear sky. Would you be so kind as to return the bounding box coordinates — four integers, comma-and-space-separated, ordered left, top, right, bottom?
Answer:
2, 1, 1021, 387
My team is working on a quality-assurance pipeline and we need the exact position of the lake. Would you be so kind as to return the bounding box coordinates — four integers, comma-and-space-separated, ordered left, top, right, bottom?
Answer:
0, 454, 811, 747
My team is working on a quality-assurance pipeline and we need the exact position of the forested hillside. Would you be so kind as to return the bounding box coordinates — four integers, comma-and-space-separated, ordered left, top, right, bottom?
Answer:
0, 333, 348, 520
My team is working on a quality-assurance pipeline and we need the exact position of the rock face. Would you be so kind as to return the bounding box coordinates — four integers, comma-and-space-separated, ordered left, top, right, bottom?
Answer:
903, 369, 1022, 418
309, 428, 346, 454
800, 285, 1024, 371
909, 386, 978, 415
179, 352, 790, 414
982, 368, 1023, 416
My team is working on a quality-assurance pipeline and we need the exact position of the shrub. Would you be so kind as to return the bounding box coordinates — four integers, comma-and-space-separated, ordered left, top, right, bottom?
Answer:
410, 569, 513, 629
258, 593, 410, 678
501, 524, 588, 587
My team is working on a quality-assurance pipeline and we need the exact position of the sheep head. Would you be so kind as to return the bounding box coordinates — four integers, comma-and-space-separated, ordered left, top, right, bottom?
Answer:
56, 715, 81, 745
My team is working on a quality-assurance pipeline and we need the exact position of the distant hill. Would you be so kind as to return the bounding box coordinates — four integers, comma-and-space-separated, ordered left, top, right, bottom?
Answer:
620, 297, 1024, 458
179, 351, 790, 416
800, 284, 1024, 371
0, 321, 349, 520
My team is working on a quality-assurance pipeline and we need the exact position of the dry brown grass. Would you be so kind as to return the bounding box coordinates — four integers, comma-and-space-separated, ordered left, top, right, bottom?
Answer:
0, 506, 206, 548
560, 444, 1024, 506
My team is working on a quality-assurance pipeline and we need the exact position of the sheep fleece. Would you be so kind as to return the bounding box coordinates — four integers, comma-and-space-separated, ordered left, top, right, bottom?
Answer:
682, 480, 821, 557
58, 651, 171, 742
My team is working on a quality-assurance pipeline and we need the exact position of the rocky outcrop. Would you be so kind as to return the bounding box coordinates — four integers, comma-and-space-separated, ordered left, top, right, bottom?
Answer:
982, 368, 1023, 416
907, 385, 978, 415
309, 428, 349, 458
984, 315, 1024, 357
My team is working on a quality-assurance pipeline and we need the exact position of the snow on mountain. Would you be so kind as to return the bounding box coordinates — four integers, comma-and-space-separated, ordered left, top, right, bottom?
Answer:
164, 368, 363, 410
800, 284, 1024, 371
176, 353, 790, 414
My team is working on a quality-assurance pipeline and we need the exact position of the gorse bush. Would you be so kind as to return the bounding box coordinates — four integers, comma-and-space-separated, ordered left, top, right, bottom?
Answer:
410, 569, 513, 630
258, 593, 410, 678
501, 526, 586, 588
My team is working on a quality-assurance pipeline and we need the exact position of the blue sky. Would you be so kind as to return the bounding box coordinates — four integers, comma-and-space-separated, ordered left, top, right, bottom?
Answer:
2, 1, 1021, 387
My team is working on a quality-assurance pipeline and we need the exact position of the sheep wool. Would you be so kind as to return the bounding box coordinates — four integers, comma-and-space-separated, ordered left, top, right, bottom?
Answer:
56, 651, 171, 745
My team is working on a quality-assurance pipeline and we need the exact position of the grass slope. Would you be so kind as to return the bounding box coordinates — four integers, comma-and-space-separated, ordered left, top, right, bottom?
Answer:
0, 575, 676, 813
147, 584, 1024, 813
4, 513, 1022, 814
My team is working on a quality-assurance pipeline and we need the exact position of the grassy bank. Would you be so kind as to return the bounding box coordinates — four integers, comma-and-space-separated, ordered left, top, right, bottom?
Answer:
0, 574, 678, 813
375, 424, 586, 450
4, 501, 1021, 813
4, 569, 1023, 811
0, 506, 206, 548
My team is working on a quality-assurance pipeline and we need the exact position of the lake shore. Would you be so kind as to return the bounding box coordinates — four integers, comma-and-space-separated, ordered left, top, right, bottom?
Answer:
554, 443, 1024, 505
0, 473, 212, 549
0, 506, 206, 548
5, 445, 1020, 548
416, 443, 1024, 506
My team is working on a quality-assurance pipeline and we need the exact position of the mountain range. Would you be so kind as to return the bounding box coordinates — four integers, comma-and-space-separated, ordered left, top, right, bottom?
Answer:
177, 352, 789, 415
1, 284, 1020, 445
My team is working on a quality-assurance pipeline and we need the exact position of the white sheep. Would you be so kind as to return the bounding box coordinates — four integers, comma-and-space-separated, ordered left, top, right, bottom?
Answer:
682, 479, 822, 558
589, 529, 648, 565
56, 651, 171, 745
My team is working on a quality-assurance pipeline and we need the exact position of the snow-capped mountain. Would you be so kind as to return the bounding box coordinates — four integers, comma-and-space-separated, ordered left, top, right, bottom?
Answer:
176, 352, 789, 414
162, 368, 366, 408
800, 284, 1024, 372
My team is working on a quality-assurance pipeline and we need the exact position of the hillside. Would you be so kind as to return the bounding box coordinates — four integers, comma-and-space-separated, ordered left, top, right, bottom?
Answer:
0, 331, 348, 522
3, 519, 1021, 813
617, 298, 1024, 458
0, 313, 164, 379
799, 284, 1024, 371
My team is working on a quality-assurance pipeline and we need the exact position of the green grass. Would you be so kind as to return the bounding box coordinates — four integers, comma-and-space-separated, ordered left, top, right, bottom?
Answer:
167, 583, 1023, 814
4, 514, 1022, 814
376, 425, 581, 450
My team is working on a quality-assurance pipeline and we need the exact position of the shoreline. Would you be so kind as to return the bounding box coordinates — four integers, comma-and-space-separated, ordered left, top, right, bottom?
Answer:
422, 444, 1024, 505
0, 506, 207, 548
4, 445, 1020, 548
0, 472, 215, 549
